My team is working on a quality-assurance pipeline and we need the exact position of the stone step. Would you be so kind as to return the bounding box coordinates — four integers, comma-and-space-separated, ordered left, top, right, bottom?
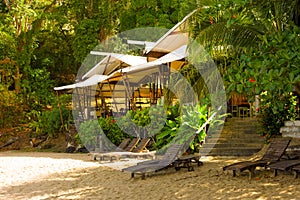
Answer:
206, 135, 264, 140
223, 122, 258, 127
203, 143, 263, 148
203, 117, 263, 156
219, 132, 260, 136
222, 125, 259, 130
200, 147, 261, 156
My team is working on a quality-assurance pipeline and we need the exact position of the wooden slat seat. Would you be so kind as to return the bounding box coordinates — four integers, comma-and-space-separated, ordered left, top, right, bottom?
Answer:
223, 137, 291, 179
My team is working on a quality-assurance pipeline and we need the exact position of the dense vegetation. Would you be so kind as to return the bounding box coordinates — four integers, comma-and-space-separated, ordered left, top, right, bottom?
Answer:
0, 0, 299, 150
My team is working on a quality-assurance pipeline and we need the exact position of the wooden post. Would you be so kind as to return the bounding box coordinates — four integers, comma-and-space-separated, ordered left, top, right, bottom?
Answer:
56, 91, 65, 133
107, 79, 119, 116
122, 74, 135, 110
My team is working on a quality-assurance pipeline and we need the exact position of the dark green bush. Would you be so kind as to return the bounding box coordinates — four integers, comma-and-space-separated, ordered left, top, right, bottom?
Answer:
29, 106, 70, 138
259, 93, 297, 142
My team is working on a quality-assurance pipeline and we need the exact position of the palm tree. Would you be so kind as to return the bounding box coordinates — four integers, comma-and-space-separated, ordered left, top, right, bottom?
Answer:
190, 0, 300, 57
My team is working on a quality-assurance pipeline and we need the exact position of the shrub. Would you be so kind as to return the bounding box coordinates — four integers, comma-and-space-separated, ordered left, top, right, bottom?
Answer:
259, 92, 297, 142
0, 84, 24, 128
29, 106, 70, 138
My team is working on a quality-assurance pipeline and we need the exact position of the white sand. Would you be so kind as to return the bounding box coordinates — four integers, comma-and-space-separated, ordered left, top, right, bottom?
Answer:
1, 151, 300, 200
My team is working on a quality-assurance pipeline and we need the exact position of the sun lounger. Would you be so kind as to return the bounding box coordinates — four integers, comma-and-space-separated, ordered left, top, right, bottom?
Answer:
122, 107, 222, 178
132, 138, 150, 153
173, 154, 203, 171
97, 150, 157, 162
91, 138, 140, 160
122, 144, 182, 178
91, 138, 132, 160
94, 138, 153, 162
268, 159, 300, 177
292, 164, 300, 178
223, 137, 291, 179
116, 138, 131, 150
124, 138, 140, 152
136, 151, 202, 170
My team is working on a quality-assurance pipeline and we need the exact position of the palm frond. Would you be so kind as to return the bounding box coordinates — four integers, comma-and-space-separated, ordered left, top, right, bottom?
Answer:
196, 22, 262, 57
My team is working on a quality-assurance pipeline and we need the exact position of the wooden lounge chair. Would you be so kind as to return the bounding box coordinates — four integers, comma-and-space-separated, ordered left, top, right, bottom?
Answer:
92, 138, 139, 161
95, 138, 155, 162
292, 164, 300, 178
122, 144, 182, 178
268, 159, 300, 177
173, 154, 203, 171
223, 137, 291, 179
122, 107, 221, 178
135, 149, 202, 172
132, 138, 150, 153
124, 138, 140, 152
117, 138, 131, 150
126, 110, 219, 175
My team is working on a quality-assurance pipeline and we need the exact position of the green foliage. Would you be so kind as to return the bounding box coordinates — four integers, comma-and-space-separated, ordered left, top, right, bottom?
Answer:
72, 19, 100, 63
180, 104, 208, 152
188, 0, 300, 141
99, 117, 129, 146
0, 84, 24, 128
77, 116, 129, 149
28, 93, 72, 139
225, 28, 300, 140
120, 0, 183, 31
258, 92, 297, 141
154, 103, 212, 153
156, 118, 181, 146
0, 31, 16, 60
78, 119, 99, 148
21, 66, 54, 111
154, 104, 181, 148
29, 107, 70, 138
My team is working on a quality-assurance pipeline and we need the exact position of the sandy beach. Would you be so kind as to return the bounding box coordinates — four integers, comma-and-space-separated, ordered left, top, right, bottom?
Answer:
0, 151, 300, 200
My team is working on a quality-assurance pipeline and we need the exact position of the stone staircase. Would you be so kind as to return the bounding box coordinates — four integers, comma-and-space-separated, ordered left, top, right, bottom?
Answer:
199, 117, 264, 156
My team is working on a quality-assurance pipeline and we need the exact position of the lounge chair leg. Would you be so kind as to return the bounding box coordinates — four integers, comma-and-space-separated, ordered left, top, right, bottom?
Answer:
188, 166, 194, 172
141, 173, 146, 180
198, 161, 203, 166
249, 167, 255, 179
233, 170, 236, 177
294, 171, 298, 179
274, 169, 278, 177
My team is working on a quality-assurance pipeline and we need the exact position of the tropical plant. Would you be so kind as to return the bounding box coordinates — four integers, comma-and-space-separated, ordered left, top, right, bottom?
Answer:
78, 119, 99, 150
188, 0, 300, 141
29, 106, 70, 138
155, 116, 181, 149
225, 27, 300, 139
191, 0, 300, 56
154, 103, 219, 153
98, 116, 129, 146
259, 93, 297, 142
22, 67, 54, 111
0, 84, 24, 128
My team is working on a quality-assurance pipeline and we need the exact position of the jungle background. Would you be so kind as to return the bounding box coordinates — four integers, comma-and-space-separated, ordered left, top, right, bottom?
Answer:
0, 0, 300, 152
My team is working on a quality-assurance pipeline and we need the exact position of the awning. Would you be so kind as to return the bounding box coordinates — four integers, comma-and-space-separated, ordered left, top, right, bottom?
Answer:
54, 45, 187, 90
82, 53, 147, 79
127, 40, 156, 53
120, 45, 187, 74
54, 74, 109, 90
145, 10, 196, 54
